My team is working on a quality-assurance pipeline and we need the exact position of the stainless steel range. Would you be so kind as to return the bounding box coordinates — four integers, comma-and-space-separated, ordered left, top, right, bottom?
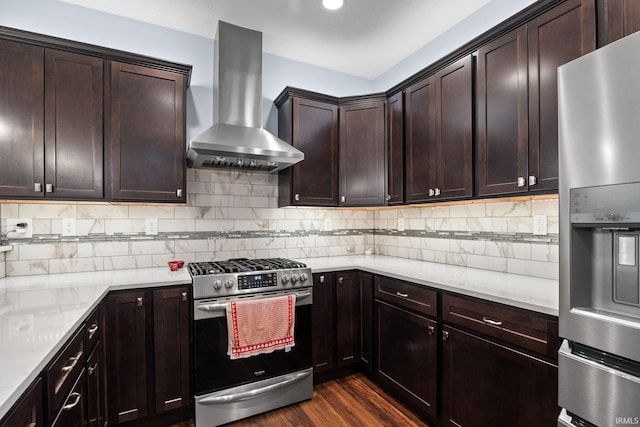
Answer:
189, 258, 313, 427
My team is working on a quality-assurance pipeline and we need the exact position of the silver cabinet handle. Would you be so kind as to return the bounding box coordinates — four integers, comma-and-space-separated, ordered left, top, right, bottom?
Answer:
517, 176, 526, 187
181, 291, 188, 302
428, 325, 435, 335
428, 188, 435, 197
200, 370, 311, 404
34, 183, 42, 192
434, 187, 441, 196
61, 353, 81, 372
338, 277, 344, 284
386, 194, 391, 201
294, 193, 300, 201
396, 292, 408, 298
442, 330, 450, 341
45, 183, 53, 193
87, 324, 98, 340
137, 297, 143, 307
528, 175, 537, 186
88, 362, 98, 376
164, 397, 182, 405
62, 392, 82, 411
341, 195, 346, 203
482, 316, 503, 326
319, 275, 325, 284
176, 188, 183, 197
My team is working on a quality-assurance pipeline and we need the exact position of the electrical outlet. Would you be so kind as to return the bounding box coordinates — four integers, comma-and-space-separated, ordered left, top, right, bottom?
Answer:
5, 218, 33, 239
398, 217, 405, 232
146, 218, 158, 235
62, 218, 76, 237
533, 215, 547, 236
324, 218, 332, 231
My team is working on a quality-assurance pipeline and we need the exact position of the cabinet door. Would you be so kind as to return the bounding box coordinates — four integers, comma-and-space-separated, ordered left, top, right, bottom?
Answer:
0, 40, 44, 198
86, 343, 104, 427
476, 27, 529, 196
375, 300, 437, 419
405, 76, 436, 203
105, 291, 148, 423
0, 377, 43, 427
339, 101, 386, 206
153, 287, 190, 413
359, 272, 373, 371
442, 326, 558, 427
528, 0, 595, 192
44, 49, 103, 199
387, 92, 404, 204
284, 97, 339, 206
312, 273, 336, 374
435, 55, 473, 200
109, 62, 186, 202
336, 272, 360, 367
598, 0, 640, 45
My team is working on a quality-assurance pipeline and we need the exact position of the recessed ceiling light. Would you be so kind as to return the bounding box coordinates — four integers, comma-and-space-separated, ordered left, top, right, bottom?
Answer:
322, 0, 344, 11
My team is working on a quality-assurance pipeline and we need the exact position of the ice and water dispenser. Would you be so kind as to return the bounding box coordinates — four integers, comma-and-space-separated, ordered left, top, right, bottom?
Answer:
570, 182, 640, 317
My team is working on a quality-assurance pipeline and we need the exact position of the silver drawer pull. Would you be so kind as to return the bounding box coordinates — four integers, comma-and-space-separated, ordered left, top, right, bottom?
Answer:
61, 355, 80, 372
87, 324, 99, 339
62, 392, 82, 411
396, 292, 409, 298
165, 397, 182, 405
482, 316, 503, 326
88, 363, 98, 375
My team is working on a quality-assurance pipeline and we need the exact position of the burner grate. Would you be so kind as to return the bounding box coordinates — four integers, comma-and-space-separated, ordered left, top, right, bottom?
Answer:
187, 258, 307, 276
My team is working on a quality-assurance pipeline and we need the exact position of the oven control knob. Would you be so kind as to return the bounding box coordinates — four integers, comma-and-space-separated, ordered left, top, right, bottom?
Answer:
281, 274, 290, 284
224, 279, 234, 289
213, 279, 222, 290
300, 273, 308, 282
291, 274, 299, 283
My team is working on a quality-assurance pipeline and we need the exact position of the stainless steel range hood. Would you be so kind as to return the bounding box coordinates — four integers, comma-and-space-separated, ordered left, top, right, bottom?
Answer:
187, 21, 303, 173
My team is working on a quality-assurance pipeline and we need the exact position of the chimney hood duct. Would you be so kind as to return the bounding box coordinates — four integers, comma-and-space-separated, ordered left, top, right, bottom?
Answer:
187, 21, 303, 173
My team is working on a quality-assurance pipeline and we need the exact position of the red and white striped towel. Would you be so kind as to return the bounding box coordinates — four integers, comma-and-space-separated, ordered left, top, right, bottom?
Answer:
226, 294, 296, 359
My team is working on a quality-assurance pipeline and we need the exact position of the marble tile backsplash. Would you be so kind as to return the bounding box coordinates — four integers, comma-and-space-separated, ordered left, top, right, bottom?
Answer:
0, 168, 558, 280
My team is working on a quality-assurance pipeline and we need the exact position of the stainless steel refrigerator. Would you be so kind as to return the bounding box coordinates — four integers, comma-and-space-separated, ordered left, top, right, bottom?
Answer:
558, 32, 640, 426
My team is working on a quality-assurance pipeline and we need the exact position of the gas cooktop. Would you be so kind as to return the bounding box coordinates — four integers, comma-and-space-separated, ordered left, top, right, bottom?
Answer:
188, 258, 312, 299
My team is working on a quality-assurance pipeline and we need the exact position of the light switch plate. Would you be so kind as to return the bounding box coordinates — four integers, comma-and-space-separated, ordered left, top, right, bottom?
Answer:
145, 218, 158, 235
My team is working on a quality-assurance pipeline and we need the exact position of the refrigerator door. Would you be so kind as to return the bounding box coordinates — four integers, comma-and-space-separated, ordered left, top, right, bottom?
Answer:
558, 341, 640, 426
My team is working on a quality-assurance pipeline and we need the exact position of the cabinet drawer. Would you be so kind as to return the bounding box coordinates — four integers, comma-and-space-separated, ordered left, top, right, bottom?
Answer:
46, 326, 85, 421
374, 276, 437, 317
85, 306, 101, 353
442, 294, 558, 359
50, 369, 86, 427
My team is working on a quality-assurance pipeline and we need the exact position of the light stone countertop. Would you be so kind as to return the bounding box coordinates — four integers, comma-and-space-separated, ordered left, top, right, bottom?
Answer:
0, 255, 559, 421
298, 255, 559, 317
0, 267, 191, 421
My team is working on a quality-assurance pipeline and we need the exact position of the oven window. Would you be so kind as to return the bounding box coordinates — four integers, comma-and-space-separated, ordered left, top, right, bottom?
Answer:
194, 304, 312, 395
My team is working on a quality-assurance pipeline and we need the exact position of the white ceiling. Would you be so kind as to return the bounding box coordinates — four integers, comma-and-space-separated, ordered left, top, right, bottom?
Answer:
60, 0, 492, 79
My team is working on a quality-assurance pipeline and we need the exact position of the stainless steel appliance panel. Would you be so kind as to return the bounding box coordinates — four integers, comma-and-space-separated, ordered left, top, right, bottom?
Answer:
558, 342, 640, 426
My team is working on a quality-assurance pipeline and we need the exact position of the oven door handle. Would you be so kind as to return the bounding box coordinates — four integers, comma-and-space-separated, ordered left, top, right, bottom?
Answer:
199, 369, 312, 404
196, 290, 312, 313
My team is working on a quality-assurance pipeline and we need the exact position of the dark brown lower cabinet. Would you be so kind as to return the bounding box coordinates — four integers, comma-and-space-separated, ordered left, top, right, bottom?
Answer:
86, 342, 104, 427
312, 273, 336, 375
358, 272, 373, 372
336, 271, 360, 367
441, 325, 558, 427
50, 370, 86, 427
0, 377, 43, 427
105, 285, 191, 425
374, 300, 438, 420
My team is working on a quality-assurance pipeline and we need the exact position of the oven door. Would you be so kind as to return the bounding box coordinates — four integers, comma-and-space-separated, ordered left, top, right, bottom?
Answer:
193, 289, 313, 396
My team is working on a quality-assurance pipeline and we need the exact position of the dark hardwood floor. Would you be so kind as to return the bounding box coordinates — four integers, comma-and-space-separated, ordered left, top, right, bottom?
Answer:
177, 373, 428, 426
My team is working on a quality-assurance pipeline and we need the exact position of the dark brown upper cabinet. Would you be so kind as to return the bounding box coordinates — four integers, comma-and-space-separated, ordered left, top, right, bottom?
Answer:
597, 0, 640, 46
387, 92, 404, 205
0, 43, 103, 200
339, 98, 386, 206
405, 54, 473, 203
0, 27, 191, 203
108, 62, 186, 202
476, 0, 595, 196
404, 76, 436, 203
277, 91, 339, 207
45, 49, 104, 199
0, 39, 44, 198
